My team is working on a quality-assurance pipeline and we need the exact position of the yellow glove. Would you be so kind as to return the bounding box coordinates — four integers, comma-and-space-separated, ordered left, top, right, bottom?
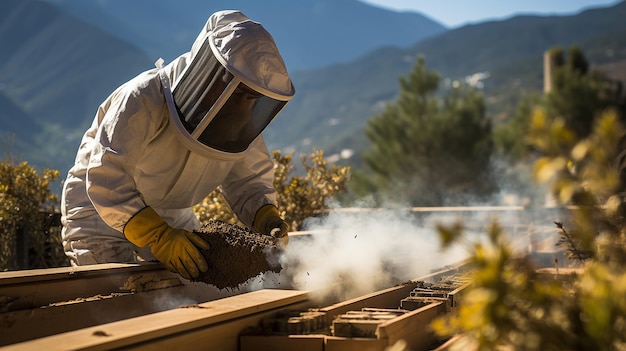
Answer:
253, 204, 289, 246
124, 207, 209, 279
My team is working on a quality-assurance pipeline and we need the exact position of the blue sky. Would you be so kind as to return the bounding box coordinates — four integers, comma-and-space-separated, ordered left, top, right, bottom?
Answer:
360, 0, 622, 27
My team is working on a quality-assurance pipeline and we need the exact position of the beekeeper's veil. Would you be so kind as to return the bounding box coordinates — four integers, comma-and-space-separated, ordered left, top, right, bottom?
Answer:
166, 10, 294, 158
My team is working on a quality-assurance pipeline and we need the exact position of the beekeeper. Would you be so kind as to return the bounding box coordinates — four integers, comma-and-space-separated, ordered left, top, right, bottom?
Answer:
60, 10, 294, 280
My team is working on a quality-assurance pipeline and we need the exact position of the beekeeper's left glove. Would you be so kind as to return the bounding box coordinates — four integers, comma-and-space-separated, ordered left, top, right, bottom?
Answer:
124, 207, 209, 279
253, 204, 289, 246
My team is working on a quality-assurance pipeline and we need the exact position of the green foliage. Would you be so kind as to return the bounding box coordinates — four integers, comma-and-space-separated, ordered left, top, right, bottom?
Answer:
434, 221, 577, 351
494, 45, 617, 161
0, 158, 64, 270
193, 149, 350, 232
431, 44, 626, 349
492, 45, 626, 208
361, 56, 495, 206
432, 108, 626, 351
492, 93, 542, 161
363, 56, 440, 182
532, 109, 626, 267
547, 46, 617, 139
192, 189, 239, 226
273, 149, 351, 230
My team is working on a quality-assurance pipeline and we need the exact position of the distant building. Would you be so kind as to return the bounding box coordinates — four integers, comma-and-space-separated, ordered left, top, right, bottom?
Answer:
543, 48, 625, 109
543, 51, 556, 94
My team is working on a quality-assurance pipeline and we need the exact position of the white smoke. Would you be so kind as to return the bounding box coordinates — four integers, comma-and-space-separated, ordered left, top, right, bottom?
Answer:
269, 208, 469, 304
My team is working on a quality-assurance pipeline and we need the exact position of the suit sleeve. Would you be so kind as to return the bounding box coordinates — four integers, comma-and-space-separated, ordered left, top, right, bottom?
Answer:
220, 136, 277, 227
85, 82, 163, 232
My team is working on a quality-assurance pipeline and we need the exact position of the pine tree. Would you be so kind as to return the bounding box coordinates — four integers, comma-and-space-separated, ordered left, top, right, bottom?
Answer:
363, 56, 495, 206
547, 46, 613, 139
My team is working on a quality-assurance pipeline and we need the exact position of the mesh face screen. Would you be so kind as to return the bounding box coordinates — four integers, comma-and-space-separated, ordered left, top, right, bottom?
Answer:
197, 88, 286, 153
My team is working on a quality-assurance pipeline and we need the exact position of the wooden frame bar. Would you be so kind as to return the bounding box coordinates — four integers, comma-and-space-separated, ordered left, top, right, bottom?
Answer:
2, 289, 309, 351
0, 262, 239, 345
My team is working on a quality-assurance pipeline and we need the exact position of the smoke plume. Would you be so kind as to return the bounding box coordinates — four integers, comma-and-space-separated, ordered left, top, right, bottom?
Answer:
262, 207, 469, 304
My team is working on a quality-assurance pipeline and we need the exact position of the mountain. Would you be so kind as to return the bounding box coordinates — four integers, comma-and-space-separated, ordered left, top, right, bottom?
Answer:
1, 0, 625, 181
0, 0, 446, 175
0, 0, 153, 170
43, 0, 447, 71
0, 90, 41, 160
0, 91, 40, 141
266, 1, 626, 159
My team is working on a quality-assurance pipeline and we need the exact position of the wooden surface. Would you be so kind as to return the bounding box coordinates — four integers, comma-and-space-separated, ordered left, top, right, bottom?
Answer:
377, 301, 447, 350
0, 263, 159, 285
2, 289, 309, 351
2, 283, 201, 345
0, 262, 242, 346
1, 239, 476, 350
0, 262, 168, 309
240, 335, 326, 351
320, 283, 417, 326
325, 336, 388, 351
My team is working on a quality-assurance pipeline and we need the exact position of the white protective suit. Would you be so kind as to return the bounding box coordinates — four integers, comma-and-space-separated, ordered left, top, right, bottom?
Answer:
61, 10, 294, 265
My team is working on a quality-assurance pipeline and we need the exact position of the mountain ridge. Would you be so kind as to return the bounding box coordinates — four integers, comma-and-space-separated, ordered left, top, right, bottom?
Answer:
44, 0, 447, 71
1, 0, 625, 178
266, 1, 626, 156
0, 0, 153, 169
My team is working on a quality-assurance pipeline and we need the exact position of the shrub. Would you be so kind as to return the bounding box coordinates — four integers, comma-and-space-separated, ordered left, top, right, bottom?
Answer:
193, 149, 351, 231
432, 109, 626, 350
0, 159, 64, 270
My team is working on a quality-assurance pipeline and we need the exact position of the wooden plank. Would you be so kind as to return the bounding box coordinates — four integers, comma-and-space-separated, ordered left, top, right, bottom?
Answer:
0, 262, 172, 310
2, 291, 137, 346
1, 289, 309, 351
448, 282, 471, 308
240, 335, 325, 351
0, 263, 157, 285
418, 259, 471, 282
377, 301, 447, 351
536, 267, 583, 277
324, 303, 447, 351
1, 282, 227, 346
431, 334, 477, 351
400, 297, 430, 311
408, 206, 524, 213
332, 309, 408, 338
325, 336, 387, 351
0, 261, 242, 345
322, 206, 525, 213
319, 283, 417, 326
125, 299, 313, 351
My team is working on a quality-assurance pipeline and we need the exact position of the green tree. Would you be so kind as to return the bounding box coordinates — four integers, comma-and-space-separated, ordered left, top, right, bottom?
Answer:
362, 56, 494, 206
492, 46, 626, 207
547, 46, 616, 139
498, 46, 624, 163
493, 94, 542, 162
491, 93, 547, 206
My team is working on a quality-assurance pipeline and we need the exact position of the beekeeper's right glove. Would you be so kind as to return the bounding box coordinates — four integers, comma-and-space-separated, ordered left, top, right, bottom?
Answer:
124, 207, 209, 280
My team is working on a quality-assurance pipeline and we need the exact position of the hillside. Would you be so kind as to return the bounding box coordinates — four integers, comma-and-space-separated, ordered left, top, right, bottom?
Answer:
266, 1, 626, 159
0, 0, 152, 170
0, 91, 40, 142
1, 0, 446, 175
44, 0, 447, 71
1, 0, 626, 179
